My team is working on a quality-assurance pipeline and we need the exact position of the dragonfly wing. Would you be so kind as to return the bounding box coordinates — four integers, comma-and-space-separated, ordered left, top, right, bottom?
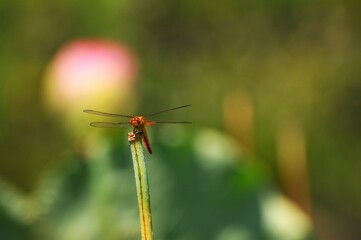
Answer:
84, 109, 133, 118
90, 122, 130, 128
146, 104, 191, 117
153, 121, 192, 124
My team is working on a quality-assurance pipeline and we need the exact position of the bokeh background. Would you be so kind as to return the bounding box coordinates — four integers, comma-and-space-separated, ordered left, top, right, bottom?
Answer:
1, 1, 360, 239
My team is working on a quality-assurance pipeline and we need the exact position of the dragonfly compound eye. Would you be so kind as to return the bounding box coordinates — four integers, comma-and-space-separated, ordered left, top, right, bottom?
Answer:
130, 118, 141, 127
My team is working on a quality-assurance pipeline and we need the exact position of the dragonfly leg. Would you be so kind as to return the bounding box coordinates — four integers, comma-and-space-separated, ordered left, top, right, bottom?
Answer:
133, 128, 143, 137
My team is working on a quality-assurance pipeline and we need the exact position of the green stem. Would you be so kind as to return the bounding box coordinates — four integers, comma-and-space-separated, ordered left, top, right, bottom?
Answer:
128, 132, 153, 240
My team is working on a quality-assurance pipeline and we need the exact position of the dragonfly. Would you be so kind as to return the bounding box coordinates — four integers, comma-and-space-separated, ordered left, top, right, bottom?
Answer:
83, 104, 192, 154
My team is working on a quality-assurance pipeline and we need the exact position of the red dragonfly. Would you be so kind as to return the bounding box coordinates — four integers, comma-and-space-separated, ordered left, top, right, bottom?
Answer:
83, 104, 191, 154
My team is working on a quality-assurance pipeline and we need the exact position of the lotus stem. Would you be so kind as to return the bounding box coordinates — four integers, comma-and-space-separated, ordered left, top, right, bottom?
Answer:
128, 131, 153, 240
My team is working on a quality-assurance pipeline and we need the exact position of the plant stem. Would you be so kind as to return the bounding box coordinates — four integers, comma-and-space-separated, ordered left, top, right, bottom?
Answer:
128, 131, 153, 240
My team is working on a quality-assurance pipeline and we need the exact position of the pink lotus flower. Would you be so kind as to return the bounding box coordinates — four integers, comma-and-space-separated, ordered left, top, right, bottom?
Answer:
44, 39, 138, 131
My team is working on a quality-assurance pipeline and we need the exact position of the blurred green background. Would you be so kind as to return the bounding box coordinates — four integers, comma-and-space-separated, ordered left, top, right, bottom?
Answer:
1, 0, 360, 239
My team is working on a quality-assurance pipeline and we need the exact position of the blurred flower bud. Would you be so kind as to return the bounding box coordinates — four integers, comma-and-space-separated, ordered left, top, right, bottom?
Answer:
43, 39, 138, 134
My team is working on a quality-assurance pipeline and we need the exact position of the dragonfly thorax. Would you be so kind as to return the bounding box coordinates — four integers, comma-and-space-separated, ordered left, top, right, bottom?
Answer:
130, 116, 145, 128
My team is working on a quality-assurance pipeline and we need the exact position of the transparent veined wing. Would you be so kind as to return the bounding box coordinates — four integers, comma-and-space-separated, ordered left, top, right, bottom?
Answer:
146, 104, 191, 117
89, 121, 130, 128
84, 109, 133, 118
